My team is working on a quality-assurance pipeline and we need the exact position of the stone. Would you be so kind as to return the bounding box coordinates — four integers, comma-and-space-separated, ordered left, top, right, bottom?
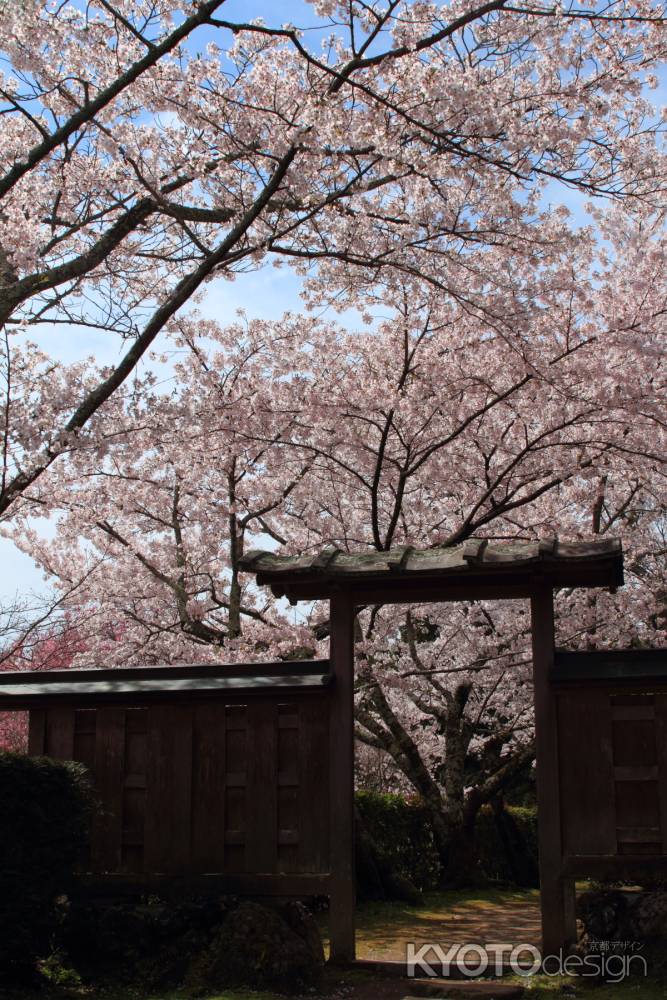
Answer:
184, 899, 324, 994
577, 889, 667, 943
576, 889, 667, 978
282, 899, 325, 965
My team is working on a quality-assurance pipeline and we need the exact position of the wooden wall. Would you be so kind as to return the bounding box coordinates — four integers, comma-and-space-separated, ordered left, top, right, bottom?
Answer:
557, 686, 667, 861
28, 693, 330, 877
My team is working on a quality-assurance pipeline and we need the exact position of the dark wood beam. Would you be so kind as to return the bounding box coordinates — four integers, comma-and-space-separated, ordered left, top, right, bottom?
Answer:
531, 584, 576, 956
552, 649, 667, 684
75, 872, 332, 898
328, 593, 356, 963
280, 581, 535, 604
562, 855, 667, 880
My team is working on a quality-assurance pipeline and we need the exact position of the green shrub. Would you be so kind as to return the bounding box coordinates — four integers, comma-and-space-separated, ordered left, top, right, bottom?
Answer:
355, 790, 441, 891
0, 751, 92, 977
355, 791, 539, 892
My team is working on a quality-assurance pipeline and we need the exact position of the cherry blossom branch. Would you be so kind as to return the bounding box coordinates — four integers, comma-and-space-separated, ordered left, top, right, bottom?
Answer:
0, 0, 227, 202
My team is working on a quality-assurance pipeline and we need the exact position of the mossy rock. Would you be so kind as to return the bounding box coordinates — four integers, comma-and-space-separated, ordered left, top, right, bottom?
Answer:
577, 888, 667, 942
577, 889, 667, 978
62, 895, 230, 985
61, 894, 324, 993
184, 900, 324, 994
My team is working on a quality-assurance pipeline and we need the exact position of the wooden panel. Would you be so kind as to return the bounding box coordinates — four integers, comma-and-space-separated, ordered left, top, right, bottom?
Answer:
72, 709, 96, 873
191, 703, 226, 872
557, 688, 616, 855
655, 694, 667, 852
124, 708, 147, 774
73, 709, 97, 775
616, 826, 661, 843
277, 702, 299, 873
224, 705, 247, 873
245, 700, 278, 873
121, 790, 145, 873
611, 693, 655, 705
30, 686, 334, 889
91, 708, 126, 873
615, 781, 660, 829
278, 830, 299, 845
614, 765, 658, 781
612, 718, 657, 766
612, 705, 655, 721
298, 695, 330, 873
45, 706, 75, 759
144, 705, 193, 873
122, 709, 147, 873
28, 709, 46, 754
554, 685, 667, 863
618, 841, 662, 855
612, 697, 663, 856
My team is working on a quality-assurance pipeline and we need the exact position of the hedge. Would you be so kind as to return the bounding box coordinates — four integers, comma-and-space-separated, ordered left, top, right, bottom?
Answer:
0, 751, 92, 977
355, 791, 440, 895
355, 791, 538, 893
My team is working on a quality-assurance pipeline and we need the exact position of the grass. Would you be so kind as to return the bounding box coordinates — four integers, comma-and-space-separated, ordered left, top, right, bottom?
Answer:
517, 974, 666, 998
0, 989, 282, 1000
143, 993, 279, 1000
123, 977, 667, 999
4, 966, 665, 1000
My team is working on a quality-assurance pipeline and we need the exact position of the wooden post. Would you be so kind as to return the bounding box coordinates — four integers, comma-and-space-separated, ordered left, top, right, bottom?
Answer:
530, 584, 576, 958
328, 592, 356, 963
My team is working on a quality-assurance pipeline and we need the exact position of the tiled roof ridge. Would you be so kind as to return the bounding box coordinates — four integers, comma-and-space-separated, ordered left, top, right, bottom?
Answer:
240, 536, 622, 578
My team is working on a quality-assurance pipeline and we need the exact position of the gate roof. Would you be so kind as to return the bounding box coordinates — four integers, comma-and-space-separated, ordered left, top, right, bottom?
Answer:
0, 660, 330, 708
240, 537, 623, 603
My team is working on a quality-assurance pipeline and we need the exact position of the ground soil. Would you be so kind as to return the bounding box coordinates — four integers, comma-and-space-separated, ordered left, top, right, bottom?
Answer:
348, 888, 542, 963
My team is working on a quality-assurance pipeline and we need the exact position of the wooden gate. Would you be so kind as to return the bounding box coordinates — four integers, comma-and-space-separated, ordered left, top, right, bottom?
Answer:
6, 537, 661, 961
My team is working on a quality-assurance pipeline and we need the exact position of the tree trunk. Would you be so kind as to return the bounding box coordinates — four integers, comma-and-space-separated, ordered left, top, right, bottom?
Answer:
440, 812, 483, 888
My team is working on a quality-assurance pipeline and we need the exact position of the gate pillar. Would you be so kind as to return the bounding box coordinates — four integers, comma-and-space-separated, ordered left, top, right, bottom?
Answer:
328, 592, 356, 963
531, 584, 577, 957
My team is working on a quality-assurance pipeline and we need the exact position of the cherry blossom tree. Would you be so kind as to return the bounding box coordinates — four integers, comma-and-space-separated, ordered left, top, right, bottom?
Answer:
16, 258, 665, 878
0, 624, 87, 751
1, 0, 666, 523
2, 0, 666, 882
258, 258, 665, 880
11, 317, 320, 662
